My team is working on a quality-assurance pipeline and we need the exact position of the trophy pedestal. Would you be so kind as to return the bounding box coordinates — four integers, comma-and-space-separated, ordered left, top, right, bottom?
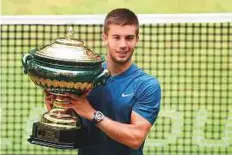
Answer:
28, 122, 88, 149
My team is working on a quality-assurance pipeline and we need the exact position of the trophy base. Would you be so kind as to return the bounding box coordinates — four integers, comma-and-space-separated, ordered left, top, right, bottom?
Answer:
28, 136, 77, 149
28, 122, 88, 149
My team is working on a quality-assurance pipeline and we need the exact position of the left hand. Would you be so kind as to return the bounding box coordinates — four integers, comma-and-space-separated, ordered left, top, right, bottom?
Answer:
61, 92, 96, 121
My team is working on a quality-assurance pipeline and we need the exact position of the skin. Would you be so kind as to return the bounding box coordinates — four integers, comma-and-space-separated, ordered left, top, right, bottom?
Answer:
45, 24, 152, 149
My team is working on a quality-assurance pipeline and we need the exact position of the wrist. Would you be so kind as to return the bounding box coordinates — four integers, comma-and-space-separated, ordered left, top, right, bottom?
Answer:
92, 111, 105, 125
82, 110, 96, 121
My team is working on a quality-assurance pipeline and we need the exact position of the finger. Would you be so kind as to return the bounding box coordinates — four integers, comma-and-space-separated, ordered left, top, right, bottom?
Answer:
80, 91, 89, 98
45, 95, 55, 101
65, 91, 89, 99
57, 103, 73, 109
45, 103, 53, 111
44, 89, 52, 95
56, 96, 71, 102
44, 92, 55, 99
64, 93, 80, 100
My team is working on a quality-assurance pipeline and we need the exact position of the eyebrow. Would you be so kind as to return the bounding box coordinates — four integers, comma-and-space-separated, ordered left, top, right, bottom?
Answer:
111, 34, 135, 37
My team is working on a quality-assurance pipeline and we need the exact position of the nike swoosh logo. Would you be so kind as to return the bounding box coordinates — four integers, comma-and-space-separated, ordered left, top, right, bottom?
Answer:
122, 93, 134, 97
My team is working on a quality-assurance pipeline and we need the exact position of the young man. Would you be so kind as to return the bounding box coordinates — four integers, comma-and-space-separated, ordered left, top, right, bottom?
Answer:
46, 8, 161, 155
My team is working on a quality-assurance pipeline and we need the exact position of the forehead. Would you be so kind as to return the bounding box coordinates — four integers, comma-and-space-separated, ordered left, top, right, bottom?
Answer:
107, 24, 137, 36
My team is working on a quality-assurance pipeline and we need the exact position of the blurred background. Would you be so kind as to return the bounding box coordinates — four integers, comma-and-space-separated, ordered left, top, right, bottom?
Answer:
1, 0, 232, 155
2, 0, 232, 15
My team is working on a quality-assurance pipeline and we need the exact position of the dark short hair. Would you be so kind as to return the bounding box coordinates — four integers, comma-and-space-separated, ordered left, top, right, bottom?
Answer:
104, 8, 139, 36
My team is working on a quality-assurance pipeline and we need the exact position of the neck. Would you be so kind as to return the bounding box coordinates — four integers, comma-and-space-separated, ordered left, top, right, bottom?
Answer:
106, 55, 132, 76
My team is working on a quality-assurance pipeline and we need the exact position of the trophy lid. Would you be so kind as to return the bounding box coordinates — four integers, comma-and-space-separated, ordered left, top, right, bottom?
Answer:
33, 27, 103, 63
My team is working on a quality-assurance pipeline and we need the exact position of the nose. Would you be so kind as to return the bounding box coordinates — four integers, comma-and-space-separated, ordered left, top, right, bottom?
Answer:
119, 39, 127, 49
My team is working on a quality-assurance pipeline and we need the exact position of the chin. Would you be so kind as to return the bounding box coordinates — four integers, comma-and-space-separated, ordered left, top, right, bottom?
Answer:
115, 58, 130, 64
109, 53, 132, 64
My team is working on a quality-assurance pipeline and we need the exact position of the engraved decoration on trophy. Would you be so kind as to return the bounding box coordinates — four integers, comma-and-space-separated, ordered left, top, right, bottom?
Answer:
22, 27, 110, 149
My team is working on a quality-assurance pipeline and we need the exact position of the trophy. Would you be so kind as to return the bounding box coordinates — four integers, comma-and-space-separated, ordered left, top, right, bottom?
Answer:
22, 27, 110, 149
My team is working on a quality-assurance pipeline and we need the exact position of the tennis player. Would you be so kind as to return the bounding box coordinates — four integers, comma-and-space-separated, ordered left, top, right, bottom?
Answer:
46, 8, 161, 155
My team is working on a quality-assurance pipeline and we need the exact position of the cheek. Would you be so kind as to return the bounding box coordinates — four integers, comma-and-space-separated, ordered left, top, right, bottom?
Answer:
108, 41, 117, 49
128, 43, 136, 51
107, 43, 116, 55
103, 39, 109, 46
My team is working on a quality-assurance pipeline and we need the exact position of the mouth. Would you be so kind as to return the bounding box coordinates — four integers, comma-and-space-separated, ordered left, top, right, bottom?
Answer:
116, 51, 128, 57
116, 51, 128, 54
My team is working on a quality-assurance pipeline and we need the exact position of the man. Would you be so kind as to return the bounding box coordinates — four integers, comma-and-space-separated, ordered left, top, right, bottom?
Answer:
46, 8, 161, 155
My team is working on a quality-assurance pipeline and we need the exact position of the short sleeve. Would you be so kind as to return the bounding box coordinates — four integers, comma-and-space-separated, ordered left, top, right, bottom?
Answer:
132, 78, 161, 125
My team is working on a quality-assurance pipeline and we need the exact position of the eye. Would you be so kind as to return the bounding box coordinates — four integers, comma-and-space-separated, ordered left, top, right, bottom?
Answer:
112, 36, 120, 40
126, 36, 135, 41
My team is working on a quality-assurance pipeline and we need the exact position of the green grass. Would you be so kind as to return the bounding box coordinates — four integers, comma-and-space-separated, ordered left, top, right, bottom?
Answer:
1, 23, 232, 155
1, 0, 232, 15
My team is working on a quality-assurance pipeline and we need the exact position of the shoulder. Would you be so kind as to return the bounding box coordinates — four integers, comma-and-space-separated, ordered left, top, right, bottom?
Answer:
130, 68, 161, 100
134, 69, 161, 90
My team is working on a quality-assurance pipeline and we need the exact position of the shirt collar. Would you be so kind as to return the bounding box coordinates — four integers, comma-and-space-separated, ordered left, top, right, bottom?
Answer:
102, 62, 138, 80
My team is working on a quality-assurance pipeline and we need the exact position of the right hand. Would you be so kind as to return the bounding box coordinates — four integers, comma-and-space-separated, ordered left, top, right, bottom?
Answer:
44, 91, 55, 111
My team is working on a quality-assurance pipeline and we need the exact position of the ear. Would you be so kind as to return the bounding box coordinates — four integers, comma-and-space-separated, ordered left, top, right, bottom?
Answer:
135, 35, 139, 45
102, 33, 108, 46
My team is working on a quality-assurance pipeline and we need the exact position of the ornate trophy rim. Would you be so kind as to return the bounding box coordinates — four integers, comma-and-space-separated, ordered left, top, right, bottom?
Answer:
32, 27, 103, 64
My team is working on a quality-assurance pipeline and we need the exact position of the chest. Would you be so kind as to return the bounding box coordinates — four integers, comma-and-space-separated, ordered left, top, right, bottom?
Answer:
106, 81, 136, 111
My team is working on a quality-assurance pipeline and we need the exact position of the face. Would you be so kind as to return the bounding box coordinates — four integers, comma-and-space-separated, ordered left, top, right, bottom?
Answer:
103, 24, 139, 65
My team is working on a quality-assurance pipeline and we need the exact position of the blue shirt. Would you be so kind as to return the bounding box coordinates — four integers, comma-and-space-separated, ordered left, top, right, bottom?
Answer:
78, 63, 161, 155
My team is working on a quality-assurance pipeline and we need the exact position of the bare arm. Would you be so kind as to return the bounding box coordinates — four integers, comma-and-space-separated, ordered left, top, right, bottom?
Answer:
61, 93, 153, 149
96, 111, 152, 149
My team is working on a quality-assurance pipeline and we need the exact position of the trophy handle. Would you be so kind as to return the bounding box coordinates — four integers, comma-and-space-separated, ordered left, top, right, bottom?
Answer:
93, 69, 110, 87
22, 53, 33, 74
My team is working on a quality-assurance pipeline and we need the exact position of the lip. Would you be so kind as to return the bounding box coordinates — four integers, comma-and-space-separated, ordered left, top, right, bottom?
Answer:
116, 51, 127, 57
116, 52, 127, 58
116, 51, 128, 54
